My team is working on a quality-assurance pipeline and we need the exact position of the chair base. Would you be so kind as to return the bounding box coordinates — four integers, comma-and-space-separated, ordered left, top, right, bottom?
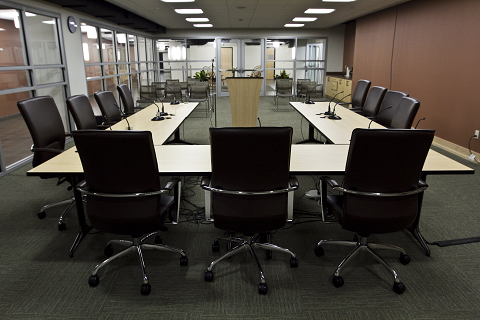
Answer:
315, 234, 409, 294
38, 196, 75, 231
205, 233, 298, 295
88, 232, 187, 295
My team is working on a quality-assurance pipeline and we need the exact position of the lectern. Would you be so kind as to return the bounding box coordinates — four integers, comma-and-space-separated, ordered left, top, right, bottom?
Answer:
226, 77, 263, 127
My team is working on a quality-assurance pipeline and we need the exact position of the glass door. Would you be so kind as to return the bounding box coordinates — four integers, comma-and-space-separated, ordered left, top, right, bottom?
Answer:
216, 38, 265, 96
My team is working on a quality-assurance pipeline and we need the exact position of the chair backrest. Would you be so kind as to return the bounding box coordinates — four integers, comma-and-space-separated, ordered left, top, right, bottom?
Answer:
189, 84, 208, 100
297, 79, 311, 95
94, 91, 121, 124
166, 79, 179, 85
305, 83, 324, 101
116, 84, 135, 114
351, 79, 371, 109
138, 85, 156, 101
341, 128, 434, 234
276, 79, 293, 95
361, 86, 387, 117
17, 96, 66, 167
390, 97, 420, 129
165, 84, 182, 99
209, 127, 293, 233
376, 90, 409, 127
72, 130, 163, 235
66, 95, 98, 130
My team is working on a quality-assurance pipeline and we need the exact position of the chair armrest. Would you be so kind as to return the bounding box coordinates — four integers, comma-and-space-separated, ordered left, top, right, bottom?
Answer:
320, 176, 340, 189
339, 102, 352, 106
96, 124, 110, 129
418, 180, 428, 188
201, 176, 211, 189
163, 178, 181, 191
289, 176, 299, 189
349, 106, 362, 111
31, 147, 63, 155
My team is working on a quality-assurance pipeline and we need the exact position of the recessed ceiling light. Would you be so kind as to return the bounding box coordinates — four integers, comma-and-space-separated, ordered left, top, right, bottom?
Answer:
186, 17, 209, 22
284, 24, 304, 27
305, 8, 335, 14
194, 24, 213, 27
293, 17, 317, 22
175, 9, 203, 14
162, 0, 195, 2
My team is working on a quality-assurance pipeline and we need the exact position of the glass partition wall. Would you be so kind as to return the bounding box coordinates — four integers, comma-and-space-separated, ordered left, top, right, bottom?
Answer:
0, 4, 69, 176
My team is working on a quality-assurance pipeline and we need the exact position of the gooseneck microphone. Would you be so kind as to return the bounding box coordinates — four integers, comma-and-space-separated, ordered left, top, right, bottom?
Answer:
165, 85, 180, 105
325, 91, 343, 115
415, 118, 426, 129
328, 94, 351, 120
150, 99, 166, 121
113, 102, 132, 130
304, 84, 322, 105
368, 106, 392, 128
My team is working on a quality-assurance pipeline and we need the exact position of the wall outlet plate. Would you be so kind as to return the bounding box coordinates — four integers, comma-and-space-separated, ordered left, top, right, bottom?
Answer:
469, 154, 476, 161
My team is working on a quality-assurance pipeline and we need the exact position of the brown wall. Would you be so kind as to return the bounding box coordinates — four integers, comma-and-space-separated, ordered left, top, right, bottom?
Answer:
352, 0, 480, 152
342, 21, 356, 71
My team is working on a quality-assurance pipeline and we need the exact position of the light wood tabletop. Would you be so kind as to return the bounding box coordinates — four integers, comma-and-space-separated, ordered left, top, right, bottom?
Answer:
110, 102, 198, 145
28, 144, 474, 177
290, 101, 385, 144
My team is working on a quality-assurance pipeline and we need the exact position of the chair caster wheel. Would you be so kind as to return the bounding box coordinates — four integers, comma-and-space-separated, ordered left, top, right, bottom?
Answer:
258, 283, 268, 295
104, 244, 113, 257
290, 257, 298, 268
58, 222, 66, 231
393, 281, 406, 294
204, 271, 213, 282
314, 245, 324, 257
399, 253, 410, 265
88, 275, 99, 287
332, 276, 344, 288
141, 283, 151, 295
212, 241, 220, 252
154, 235, 162, 245
38, 212, 46, 219
180, 256, 188, 266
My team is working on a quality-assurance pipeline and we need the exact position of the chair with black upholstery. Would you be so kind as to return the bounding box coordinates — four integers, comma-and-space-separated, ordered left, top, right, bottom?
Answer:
201, 127, 299, 295
342, 79, 371, 110
72, 130, 187, 295
66, 95, 108, 130
315, 128, 435, 294
93, 91, 122, 126
374, 90, 409, 127
351, 86, 387, 117
117, 84, 142, 115
17, 96, 75, 230
274, 79, 294, 111
390, 97, 420, 129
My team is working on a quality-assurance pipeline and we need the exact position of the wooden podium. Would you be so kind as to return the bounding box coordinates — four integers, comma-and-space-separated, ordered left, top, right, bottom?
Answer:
226, 77, 263, 127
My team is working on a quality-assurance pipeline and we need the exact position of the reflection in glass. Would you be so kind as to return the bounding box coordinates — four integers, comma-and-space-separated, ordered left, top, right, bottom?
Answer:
87, 79, 102, 113
36, 86, 66, 129
116, 33, 127, 62
0, 9, 26, 66
81, 24, 100, 63
35, 68, 63, 85
129, 35, 137, 62
25, 12, 61, 65
85, 65, 101, 79
101, 28, 114, 63
0, 70, 28, 90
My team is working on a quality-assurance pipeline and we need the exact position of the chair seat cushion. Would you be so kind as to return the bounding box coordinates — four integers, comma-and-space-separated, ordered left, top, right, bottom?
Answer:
87, 195, 174, 236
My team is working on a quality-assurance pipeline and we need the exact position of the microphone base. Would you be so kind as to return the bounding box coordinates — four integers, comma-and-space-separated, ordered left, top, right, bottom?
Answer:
324, 111, 333, 115
170, 101, 180, 105
328, 115, 342, 120
159, 112, 168, 116
151, 116, 164, 121
304, 100, 315, 104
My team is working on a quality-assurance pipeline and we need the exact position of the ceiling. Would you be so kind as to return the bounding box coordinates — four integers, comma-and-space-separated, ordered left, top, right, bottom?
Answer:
105, 0, 410, 30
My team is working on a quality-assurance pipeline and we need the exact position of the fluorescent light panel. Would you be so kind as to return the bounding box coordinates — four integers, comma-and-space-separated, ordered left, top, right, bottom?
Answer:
194, 24, 213, 27
293, 17, 317, 22
305, 8, 335, 14
284, 24, 304, 27
186, 17, 209, 22
175, 9, 203, 14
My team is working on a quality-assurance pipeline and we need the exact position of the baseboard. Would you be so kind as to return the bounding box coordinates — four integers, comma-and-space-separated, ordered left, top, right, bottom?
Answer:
432, 136, 479, 163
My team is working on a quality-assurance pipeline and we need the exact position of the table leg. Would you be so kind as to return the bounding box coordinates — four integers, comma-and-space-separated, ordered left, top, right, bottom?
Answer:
407, 174, 431, 256
69, 181, 92, 258
297, 123, 323, 144
165, 128, 194, 145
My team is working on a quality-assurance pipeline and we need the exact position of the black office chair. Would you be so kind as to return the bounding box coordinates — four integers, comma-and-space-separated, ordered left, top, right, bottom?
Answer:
390, 97, 420, 129
374, 90, 409, 127
93, 91, 122, 125
72, 130, 187, 295
201, 127, 299, 295
66, 95, 108, 130
315, 128, 435, 294
117, 84, 142, 115
351, 86, 387, 117
17, 96, 75, 230
341, 79, 371, 109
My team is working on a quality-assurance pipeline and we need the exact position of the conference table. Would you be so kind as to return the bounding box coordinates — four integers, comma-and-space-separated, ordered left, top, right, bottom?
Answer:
27, 100, 474, 257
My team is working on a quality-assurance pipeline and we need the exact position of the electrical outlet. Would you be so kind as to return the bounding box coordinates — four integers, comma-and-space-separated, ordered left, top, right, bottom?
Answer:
475, 130, 479, 139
